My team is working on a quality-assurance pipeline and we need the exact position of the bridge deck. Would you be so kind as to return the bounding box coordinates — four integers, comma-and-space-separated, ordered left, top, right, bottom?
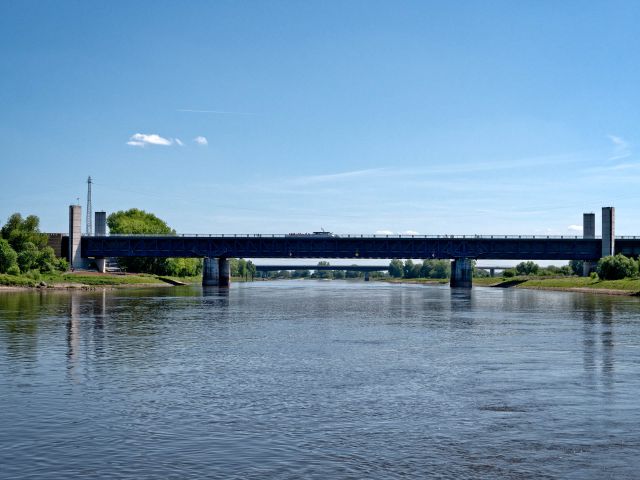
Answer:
79, 235, 630, 261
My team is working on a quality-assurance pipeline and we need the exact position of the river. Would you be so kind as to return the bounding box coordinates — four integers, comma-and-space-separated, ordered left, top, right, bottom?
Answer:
1, 281, 639, 479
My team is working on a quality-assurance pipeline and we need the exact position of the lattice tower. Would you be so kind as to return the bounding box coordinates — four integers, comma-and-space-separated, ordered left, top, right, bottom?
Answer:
86, 176, 93, 236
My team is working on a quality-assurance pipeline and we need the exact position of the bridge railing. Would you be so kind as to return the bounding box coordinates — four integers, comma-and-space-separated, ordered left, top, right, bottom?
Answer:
95, 233, 612, 239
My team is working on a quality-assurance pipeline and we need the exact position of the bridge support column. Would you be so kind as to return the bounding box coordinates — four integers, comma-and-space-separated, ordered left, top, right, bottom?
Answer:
364, 272, 370, 282
489, 268, 495, 277
450, 258, 473, 288
203, 257, 231, 287
203, 257, 220, 286
219, 257, 231, 287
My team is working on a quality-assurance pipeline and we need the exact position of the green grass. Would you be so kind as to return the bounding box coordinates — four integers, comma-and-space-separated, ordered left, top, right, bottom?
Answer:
0, 274, 37, 287
0, 271, 195, 287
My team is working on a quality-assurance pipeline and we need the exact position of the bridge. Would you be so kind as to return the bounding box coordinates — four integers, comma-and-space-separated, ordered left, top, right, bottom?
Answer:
254, 264, 390, 281
66, 206, 639, 288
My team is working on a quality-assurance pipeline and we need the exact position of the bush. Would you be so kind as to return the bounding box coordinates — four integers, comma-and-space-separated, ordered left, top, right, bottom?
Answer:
597, 254, 638, 280
503, 269, 516, 278
515, 261, 539, 276
7, 265, 20, 276
0, 239, 18, 273
590, 271, 599, 280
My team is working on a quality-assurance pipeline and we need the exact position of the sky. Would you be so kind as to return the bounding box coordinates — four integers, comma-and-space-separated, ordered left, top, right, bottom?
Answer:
1, 1, 640, 238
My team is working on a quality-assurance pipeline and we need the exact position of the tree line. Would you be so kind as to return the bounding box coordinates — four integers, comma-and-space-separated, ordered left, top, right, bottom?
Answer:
0, 213, 68, 275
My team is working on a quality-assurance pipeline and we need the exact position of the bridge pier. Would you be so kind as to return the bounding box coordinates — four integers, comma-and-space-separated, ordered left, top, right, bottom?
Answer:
450, 258, 473, 288
203, 257, 231, 287
364, 272, 370, 282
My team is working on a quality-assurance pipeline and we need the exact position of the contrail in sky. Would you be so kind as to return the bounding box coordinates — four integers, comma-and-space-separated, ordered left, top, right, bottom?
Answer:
177, 108, 259, 115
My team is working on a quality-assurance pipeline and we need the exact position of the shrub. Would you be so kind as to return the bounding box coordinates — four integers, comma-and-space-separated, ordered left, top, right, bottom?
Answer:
0, 239, 18, 273
7, 265, 20, 276
503, 269, 516, 278
597, 254, 638, 280
515, 261, 539, 276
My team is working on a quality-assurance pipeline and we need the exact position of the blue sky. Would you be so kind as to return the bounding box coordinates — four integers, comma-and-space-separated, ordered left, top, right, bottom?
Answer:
1, 1, 639, 237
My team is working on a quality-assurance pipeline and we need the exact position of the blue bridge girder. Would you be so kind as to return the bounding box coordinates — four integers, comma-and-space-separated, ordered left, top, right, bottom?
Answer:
76, 234, 640, 261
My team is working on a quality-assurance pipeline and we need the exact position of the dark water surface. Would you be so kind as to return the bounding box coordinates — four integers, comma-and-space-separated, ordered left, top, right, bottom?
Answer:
1, 281, 639, 479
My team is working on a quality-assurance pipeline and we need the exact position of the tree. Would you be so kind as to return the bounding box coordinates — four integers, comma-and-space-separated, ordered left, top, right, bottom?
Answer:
515, 261, 539, 276
389, 259, 404, 278
1, 213, 47, 252
106, 209, 200, 276
0, 239, 18, 274
107, 209, 174, 235
313, 261, 333, 279
17, 242, 39, 272
429, 260, 450, 279
597, 254, 638, 280
569, 260, 584, 276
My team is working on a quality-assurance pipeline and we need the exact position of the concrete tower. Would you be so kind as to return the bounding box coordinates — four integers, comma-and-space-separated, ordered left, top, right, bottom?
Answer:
602, 207, 615, 257
68, 205, 82, 269
582, 212, 596, 276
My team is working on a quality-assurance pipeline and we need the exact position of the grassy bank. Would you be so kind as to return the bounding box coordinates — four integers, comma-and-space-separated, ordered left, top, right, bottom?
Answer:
492, 276, 640, 294
0, 271, 202, 288
382, 275, 640, 295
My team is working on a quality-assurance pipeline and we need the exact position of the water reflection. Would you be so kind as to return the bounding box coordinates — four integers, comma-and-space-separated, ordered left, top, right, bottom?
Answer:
1, 283, 640, 479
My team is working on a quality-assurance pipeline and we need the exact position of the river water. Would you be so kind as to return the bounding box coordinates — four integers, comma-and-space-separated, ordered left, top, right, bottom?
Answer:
0, 281, 639, 479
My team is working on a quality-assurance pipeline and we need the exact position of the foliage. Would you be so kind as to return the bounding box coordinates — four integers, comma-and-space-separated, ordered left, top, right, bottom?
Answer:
1, 213, 48, 251
17, 242, 39, 272
0, 213, 67, 274
389, 259, 404, 278
569, 260, 584, 276
0, 239, 18, 274
7, 265, 21, 276
230, 259, 256, 280
387, 259, 450, 279
515, 261, 539, 276
313, 261, 332, 279
597, 254, 639, 280
107, 209, 174, 235
106, 208, 200, 277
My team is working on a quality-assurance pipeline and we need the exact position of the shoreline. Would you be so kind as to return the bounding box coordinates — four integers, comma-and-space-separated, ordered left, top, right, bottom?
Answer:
2, 275, 640, 297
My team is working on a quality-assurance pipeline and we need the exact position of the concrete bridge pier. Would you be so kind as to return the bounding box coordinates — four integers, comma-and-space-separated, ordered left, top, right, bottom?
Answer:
364, 272, 370, 282
450, 258, 473, 288
203, 257, 231, 287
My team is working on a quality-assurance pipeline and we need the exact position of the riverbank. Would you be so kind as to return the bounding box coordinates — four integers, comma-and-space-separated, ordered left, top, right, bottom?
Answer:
0, 271, 201, 290
386, 276, 640, 295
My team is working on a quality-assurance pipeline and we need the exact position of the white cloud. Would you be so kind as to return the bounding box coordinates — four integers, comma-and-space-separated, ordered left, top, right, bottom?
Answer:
375, 230, 394, 235
403, 230, 419, 235
607, 134, 631, 161
127, 133, 173, 147
568, 224, 583, 232
194, 136, 208, 146
175, 138, 184, 146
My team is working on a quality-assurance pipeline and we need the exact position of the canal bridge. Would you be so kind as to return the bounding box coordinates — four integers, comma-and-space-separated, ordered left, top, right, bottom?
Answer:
67, 206, 640, 288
